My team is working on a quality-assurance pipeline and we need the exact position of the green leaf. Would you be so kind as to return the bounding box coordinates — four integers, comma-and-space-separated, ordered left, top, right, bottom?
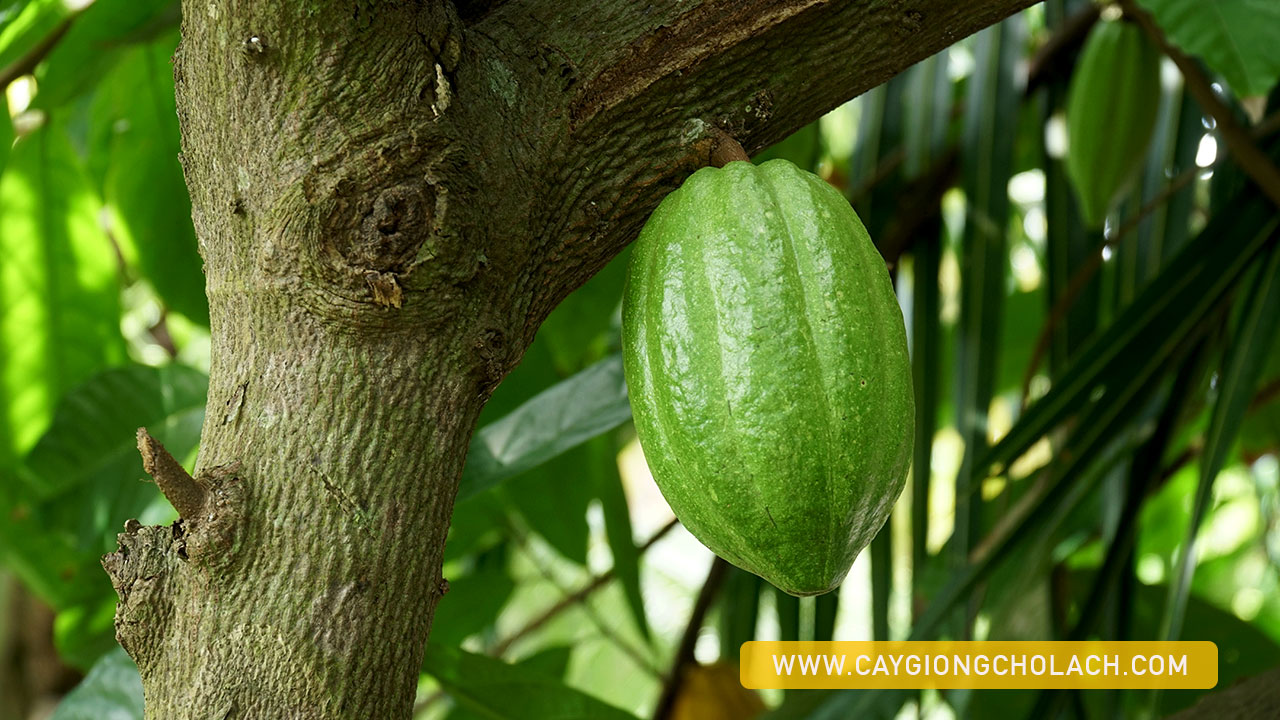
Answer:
0, 364, 205, 612
33, 0, 178, 108
908, 234, 941, 609
1138, 0, 1280, 97
0, 0, 68, 70
89, 33, 208, 325
49, 647, 143, 720
1129, 578, 1280, 716
535, 248, 626, 375
431, 544, 515, 647
0, 122, 125, 464
902, 50, 952, 179
459, 354, 631, 502
503, 444, 595, 566
424, 644, 639, 720
1163, 242, 1280, 641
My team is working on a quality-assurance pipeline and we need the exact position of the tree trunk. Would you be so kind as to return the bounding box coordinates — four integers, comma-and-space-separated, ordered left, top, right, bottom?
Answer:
102, 0, 1036, 716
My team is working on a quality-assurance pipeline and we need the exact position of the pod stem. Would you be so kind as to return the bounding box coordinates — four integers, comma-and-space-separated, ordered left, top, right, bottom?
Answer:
709, 127, 750, 167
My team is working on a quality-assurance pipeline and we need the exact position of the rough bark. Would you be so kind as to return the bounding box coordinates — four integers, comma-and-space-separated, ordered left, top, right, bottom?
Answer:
102, 0, 1035, 717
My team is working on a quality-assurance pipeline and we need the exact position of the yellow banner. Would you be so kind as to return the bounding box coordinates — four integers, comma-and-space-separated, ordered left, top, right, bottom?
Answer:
739, 641, 1217, 690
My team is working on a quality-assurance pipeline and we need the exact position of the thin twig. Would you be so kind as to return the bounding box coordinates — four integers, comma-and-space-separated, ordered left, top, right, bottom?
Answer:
1123, 0, 1280, 208
490, 518, 678, 656
506, 521, 663, 678
0, 14, 79, 90
413, 518, 680, 717
137, 427, 205, 519
651, 557, 729, 720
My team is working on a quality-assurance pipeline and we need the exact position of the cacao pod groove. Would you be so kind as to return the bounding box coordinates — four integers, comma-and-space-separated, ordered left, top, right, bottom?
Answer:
622, 159, 914, 596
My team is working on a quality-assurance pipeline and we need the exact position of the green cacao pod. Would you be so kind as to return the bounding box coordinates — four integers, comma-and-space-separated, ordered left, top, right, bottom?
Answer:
1065, 17, 1162, 228
622, 159, 914, 596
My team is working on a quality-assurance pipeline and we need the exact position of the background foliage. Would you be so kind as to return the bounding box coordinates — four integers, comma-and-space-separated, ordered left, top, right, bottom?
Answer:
1, 0, 1278, 718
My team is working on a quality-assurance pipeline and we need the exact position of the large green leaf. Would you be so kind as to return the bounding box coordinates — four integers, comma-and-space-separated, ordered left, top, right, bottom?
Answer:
431, 544, 515, 647
424, 644, 639, 720
0, 123, 125, 464
88, 33, 208, 325
0, 364, 205, 617
33, 0, 178, 108
718, 567, 762, 659
1138, 0, 1280, 97
503, 444, 594, 566
458, 354, 631, 502
49, 647, 143, 720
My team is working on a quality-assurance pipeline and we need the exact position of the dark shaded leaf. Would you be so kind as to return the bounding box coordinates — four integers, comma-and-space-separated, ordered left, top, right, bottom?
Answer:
978, 191, 1280, 480
432, 545, 514, 647
1163, 242, 1280, 640
49, 647, 142, 720
590, 435, 650, 640
424, 644, 639, 720
459, 354, 630, 502
718, 567, 761, 659
33, 0, 178, 108
953, 13, 1022, 605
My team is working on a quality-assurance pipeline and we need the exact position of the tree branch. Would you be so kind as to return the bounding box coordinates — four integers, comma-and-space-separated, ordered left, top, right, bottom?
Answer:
651, 557, 729, 720
470, 0, 1040, 336
0, 13, 78, 90
136, 427, 205, 519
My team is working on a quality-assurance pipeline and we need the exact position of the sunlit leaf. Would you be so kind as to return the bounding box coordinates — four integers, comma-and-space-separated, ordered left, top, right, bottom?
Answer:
89, 33, 207, 324
0, 123, 125, 463
0, 0, 68, 70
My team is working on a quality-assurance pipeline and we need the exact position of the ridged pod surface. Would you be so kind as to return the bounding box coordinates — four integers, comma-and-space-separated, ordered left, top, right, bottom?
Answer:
1066, 18, 1162, 228
622, 159, 914, 596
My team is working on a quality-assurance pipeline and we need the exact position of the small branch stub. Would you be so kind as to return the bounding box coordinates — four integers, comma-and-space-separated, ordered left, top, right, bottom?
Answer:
137, 427, 206, 519
709, 126, 750, 168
